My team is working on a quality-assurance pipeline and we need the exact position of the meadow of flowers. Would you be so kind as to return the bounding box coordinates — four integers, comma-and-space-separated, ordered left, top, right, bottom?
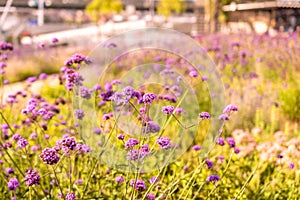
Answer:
0, 31, 299, 200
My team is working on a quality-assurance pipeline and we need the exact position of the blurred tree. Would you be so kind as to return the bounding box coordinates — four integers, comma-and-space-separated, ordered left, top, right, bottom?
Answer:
157, 0, 185, 19
85, 0, 123, 22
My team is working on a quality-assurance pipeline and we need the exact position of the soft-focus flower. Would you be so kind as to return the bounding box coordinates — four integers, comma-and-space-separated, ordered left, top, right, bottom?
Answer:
130, 179, 146, 191
6, 168, 14, 174
65, 193, 76, 200
24, 169, 40, 186
75, 179, 83, 184
7, 178, 19, 191
216, 138, 225, 146
126, 149, 139, 161
146, 193, 155, 200
199, 112, 210, 119
12, 134, 21, 141
142, 93, 156, 105
234, 147, 240, 154
162, 105, 175, 114
125, 138, 139, 149
189, 70, 198, 77
206, 159, 214, 169
278, 154, 284, 159
51, 37, 59, 43
156, 137, 171, 149
40, 148, 60, 165
219, 114, 229, 121
206, 174, 221, 182
116, 176, 124, 183
93, 127, 101, 135
223, 104, 238, 114
117, 134, 125, 140
74, 109, 84, 120
17, 138, 28, 149
288, 162, 295, 169
142, 121, 160, 134
226, 137, 236, 148
80, 87, 92, 99
192, 145, 201, 151
150, 176, 159, 184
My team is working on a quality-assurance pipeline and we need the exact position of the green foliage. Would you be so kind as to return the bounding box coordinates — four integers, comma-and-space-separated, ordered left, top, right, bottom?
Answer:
278, 88, 300, 122
85, 0, 123, 22
157, 0, 185, 18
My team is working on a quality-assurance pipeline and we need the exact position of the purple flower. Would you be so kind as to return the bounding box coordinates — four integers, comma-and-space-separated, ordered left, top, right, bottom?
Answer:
127, 149, 140, 161
60, 136, 77, 152
38, 42, 45, 48
80, 87, 92, 99
40, 148, 60, 165
234, 147, 240, 154
278, 154, 284, 159
218, 155, 225, 163
117, 134, 125, 140
189, 70, 198, 77
175, 107, 185, 115
150, 176, 159, 184
146, 193, 155, 200
64, 68, 83, 91
17, 138, 28, 149
112, 92, 128, 105
74, 109, 84, 120
30, 132, 38, 139
140, 144, 150, 157
192, 145, 201, 151
226, 137, 236, 148
206, 159, 214, 169
76, 144, 91, 154
12, 134, 21, 141
65, 193, 76, 200
219, 114, 229, 121
130, 179, 146, 191
31, 145, 41, 151
125, 138, 139, 149
156, 137, 171, 149
51, 37, 59, 43
162, 105, 175, 114
6, 168, 14, 174
7, 178, 19, 191
93, 127, 101, 135
0, 62, 7, 68
116, 176, 124, 183
288, 162, 295, 169
0, 41, 13, 51
24, 169, 40, 186
206, 174, 221, 182
4, 141, 12, 149
39, 73, 47, 80
142, 93, 157, 105
216, 138, 225, 146
201, 76, 208, 81
102, 113, 111, 120
142, 121, 160, 134
122, 86, 135, 97
44, 134, 50, 139
223, 104, 238, 114
199, 112, 210, 119
75, 179, 83, 184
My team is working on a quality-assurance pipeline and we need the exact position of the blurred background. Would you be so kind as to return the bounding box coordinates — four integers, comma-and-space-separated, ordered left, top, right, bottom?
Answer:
1, 0, 300, 46
0, 0, 299, 137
